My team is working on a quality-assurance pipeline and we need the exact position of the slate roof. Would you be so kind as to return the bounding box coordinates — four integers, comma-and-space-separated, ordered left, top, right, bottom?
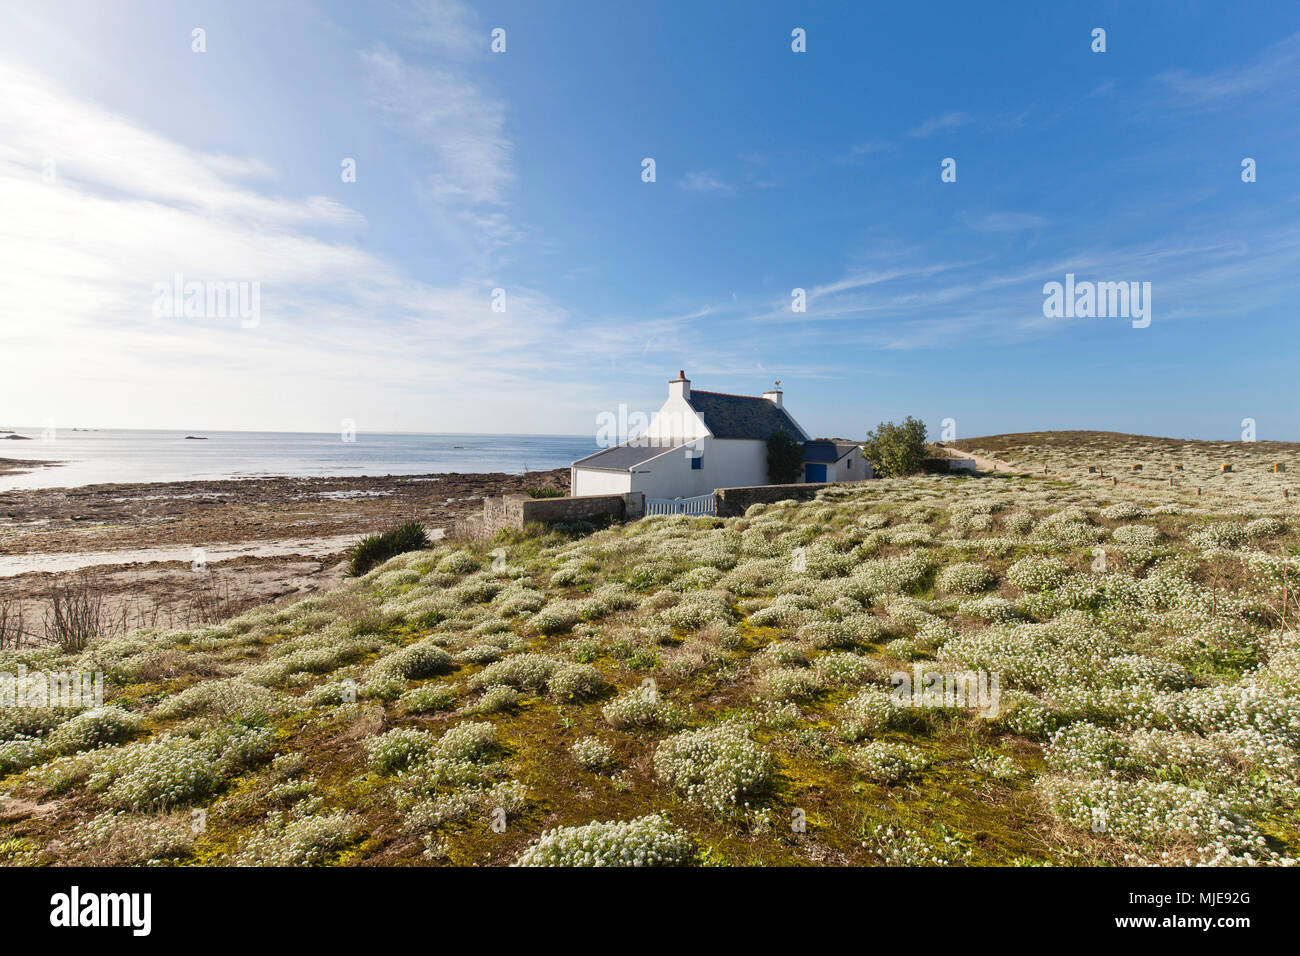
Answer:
803, 440, 863, 463
686, 391, 805, 441
572, 439, 687, 472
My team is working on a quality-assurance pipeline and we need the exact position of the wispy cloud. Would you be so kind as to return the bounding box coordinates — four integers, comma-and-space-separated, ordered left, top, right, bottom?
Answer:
906, 111, 971, 138
0, 60, 572, 432
405, 0, 484, 56
1155, 31, 1300, 108
964, 212, 1049, 233
361, 45, 513, 211
737, 205, 1300, 354
678, 170, 734, 193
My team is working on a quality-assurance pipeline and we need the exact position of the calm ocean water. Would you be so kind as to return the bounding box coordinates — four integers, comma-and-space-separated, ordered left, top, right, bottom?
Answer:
0, 428, 599, 491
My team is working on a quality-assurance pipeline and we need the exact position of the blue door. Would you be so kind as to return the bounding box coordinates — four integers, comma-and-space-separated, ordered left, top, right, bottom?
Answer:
804, 463, 827, 482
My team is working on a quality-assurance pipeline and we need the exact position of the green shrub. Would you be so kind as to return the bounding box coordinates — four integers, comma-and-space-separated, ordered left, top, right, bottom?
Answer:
526, 486, 564, 499
348, 522, 430, 577
862, 417, 928, 478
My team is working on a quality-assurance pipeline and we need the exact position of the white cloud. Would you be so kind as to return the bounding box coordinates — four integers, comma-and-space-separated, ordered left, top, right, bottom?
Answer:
0, 61, 573, 433
678, 171, 734, 193
361, 44, 514, 210
965, 212, 1049, 232
906, 111, 970, 138
1156, 32, 1300, 108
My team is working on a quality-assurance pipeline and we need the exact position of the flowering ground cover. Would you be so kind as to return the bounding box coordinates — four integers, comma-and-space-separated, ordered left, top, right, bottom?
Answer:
2, 437, 1298, 866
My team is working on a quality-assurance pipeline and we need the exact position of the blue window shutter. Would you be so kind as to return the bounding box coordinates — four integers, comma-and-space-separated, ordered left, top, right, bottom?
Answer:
691, 455, 703, 470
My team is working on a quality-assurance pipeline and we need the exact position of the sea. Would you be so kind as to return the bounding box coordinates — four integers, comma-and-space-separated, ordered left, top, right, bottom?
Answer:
0, 428, 601, 492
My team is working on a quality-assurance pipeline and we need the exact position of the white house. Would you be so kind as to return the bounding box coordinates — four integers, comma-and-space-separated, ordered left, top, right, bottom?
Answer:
571, 371, 871, 499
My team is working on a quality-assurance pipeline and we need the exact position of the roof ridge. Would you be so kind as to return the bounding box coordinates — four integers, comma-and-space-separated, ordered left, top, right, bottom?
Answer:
688, 389, 767, 401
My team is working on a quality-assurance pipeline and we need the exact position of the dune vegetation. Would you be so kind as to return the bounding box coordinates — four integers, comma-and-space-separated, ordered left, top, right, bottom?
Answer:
2, 435, 1298, 866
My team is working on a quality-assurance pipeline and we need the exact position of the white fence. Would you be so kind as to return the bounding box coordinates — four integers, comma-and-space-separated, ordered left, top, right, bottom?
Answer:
646, 494, 716, 516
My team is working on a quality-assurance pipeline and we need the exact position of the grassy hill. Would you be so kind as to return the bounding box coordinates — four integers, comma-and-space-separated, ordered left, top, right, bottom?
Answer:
2, 435, 1298, 866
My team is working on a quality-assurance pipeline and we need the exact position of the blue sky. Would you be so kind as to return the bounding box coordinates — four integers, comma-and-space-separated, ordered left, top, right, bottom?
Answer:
1, 1, 1298, 441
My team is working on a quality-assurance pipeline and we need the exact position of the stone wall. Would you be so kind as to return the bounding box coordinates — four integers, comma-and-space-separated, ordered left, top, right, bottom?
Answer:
714, 481, 849, 517
454, 492, 644, 539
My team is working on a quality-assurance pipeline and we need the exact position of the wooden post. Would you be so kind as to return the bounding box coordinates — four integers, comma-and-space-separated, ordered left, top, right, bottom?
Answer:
1197, 486, 1202, 496
1112, 477, 1117, 486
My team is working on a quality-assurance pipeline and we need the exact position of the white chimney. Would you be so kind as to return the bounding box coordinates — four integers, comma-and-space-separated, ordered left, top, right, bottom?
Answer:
669, 369, 690, 401
762, 381, 783, 408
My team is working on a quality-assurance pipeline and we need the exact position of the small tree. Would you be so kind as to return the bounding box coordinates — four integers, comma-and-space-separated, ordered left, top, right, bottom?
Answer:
766, 428, 804, 484
863, 416, 928, 478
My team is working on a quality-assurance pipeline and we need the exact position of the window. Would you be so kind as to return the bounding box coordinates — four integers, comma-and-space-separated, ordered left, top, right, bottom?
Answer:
691, 454, 702, 470
847, 458, 852, 468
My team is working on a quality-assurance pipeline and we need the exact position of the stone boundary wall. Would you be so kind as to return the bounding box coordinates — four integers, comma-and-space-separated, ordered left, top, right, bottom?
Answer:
454, 492, 645, 539
921, 456, 976, 474
714, 481, 858, 517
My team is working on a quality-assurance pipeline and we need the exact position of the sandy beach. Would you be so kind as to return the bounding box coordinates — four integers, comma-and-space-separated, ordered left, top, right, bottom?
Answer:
0, 467, 567, 639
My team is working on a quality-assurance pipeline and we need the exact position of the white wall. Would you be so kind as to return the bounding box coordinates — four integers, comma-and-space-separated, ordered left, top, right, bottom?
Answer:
709, 439, 769, 488
571, 467, 633, 497
628, 443, 707, 498
830, 446, 871, 481
626, 438, 770, 499
642, 391, 709, 443
579, 442, 870, 498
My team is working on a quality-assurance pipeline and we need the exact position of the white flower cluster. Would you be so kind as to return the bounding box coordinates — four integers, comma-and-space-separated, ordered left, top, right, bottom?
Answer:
45, 706, 142, 755
837, 689, 903, 741
467, 653, 560, 694
514, 815, 695, 867
153, 679, 289, 722
235, 809, 360, 866
602, 685, 680, 730
654, 722, 773, 815
67, 810, 194, 865
1040, 775, 1290, 865
366, 727, 436, 774
969, 752, 1021, 780
88, 724, 275, 810
757, 666, 824, 702
936, 562, 995, 595
860, 824, 972, 866
547, 663, 607, 702
658, 592, 736, 631
849, 741, 929, 783
570, 736, 615, 772
1007, 556, 1071, 592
